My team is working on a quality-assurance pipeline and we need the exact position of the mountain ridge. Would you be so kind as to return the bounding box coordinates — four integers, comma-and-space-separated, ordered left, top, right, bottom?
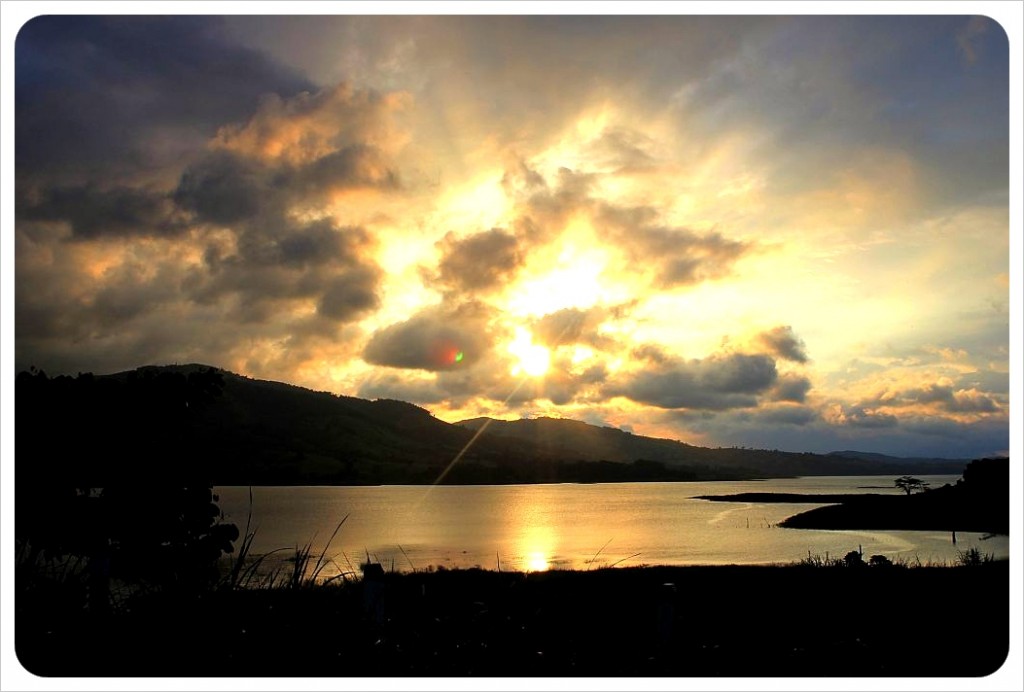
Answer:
16, 363, 972, 485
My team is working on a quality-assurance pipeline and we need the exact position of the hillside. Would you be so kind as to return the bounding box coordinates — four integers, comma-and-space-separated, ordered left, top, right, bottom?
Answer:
15, 364, 969, 486
456, 416, 968, 478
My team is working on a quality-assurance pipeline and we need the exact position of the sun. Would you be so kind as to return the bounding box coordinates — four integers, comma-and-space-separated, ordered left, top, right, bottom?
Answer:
508, 327, 551, 377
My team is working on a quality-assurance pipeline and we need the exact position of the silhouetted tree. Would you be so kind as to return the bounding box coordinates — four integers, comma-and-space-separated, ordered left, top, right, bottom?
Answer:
16, 367, 237, 594
894, 476, 929, 495
868, 554, 893, 568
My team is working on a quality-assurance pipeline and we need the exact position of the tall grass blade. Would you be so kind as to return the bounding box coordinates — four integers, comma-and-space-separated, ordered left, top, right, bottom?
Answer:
587, 538, 613, 571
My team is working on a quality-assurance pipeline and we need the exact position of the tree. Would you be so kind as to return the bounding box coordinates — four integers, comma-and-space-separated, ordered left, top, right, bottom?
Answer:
16, 367, 238, 593
894, 475, 929, 496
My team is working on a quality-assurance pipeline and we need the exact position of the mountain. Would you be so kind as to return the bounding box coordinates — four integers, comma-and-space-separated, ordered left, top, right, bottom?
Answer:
826, 450, 970, 466
456, 417, 970, 479
15, 364, 971, 486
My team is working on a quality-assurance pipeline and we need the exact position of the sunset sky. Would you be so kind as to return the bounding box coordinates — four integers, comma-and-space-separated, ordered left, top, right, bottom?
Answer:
6, 9, 1016, 458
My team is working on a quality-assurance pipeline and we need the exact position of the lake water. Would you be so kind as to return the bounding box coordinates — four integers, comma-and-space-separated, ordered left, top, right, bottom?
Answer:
214, 475, 1008, 579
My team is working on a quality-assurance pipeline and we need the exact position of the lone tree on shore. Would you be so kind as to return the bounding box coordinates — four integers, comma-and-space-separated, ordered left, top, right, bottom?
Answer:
894, 475, 929, 495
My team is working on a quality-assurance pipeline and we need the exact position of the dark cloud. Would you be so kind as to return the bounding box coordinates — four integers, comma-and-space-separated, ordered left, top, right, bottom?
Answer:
756, 326, 809, 363
87, 261, 183, 329
276, 220, 362, 267
174, 94, 402, 229
907, 383, 1001, 414
363, 302, 495, 372
16, 69, 395, 377
839, 406, 899, 429
609, 352, 777, 411
184, 215, 381, 325
431, 229, 523, 293
297, 144, 399, 195
168, 83, 403, 325
753, 405, 818, 426
14, 15, 403, 382
173, 152, 273, 226
357, 372, 446, 405
859, 381, 1004, 415
771, 374, 812, 403
18, 184, 186, 240
597, 204, 750, 288
317, 267, 382, 322
16, 16, 314, 186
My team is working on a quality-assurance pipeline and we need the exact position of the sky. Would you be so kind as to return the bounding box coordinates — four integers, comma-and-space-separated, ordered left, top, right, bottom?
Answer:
5, 8, 1017, 459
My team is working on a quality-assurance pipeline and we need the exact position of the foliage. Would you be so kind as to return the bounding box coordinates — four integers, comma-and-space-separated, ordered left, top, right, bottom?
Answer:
894, 475, 929, 495
955, 547, 995, 567
16, 366, 239, 596
797, 550, 908, 569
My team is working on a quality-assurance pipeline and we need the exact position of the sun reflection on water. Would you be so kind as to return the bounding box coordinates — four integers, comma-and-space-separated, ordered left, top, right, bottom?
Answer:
515, 524, 557, 572
526, 552, 550, 572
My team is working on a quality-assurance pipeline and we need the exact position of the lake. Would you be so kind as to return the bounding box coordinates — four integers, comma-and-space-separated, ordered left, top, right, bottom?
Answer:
214, 475, 1008, 579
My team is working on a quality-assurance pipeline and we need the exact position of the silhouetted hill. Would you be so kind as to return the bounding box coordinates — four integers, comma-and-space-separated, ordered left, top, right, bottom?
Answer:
456, 416, 968, 479
16, 364, 969, 486
826, 449, 969, 466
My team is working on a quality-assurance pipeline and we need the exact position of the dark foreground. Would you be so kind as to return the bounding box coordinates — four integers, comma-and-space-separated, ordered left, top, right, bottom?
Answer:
17, 561, 1010, 678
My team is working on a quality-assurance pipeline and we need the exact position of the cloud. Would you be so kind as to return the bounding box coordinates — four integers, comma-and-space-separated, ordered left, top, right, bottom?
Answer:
597, 204, 750, 288
905, 383, 1002, 414
16, 16, 313, 186
430, 228, 523, 293
588, 127, 659, 172
756, 325, 809, 363
186, 217, 382, 324
211, 84, 407, 162
753, 404, 819, 426
363, 302, 496, 371
609, 350, 777, 411
173, 152, 276, 226
856, 378, 1005, 416
168, 83, 406, 327
825, 405, 899, 429
956, 16, 992, 65
357, 371, 446, 404
15, 70, 400, 382
174, 85, 405, 227
18, 184, 186, 240
771, 374, 812, 403
317, 266, 382, 322
530, 305, 628, 350
955, 369, 1009, 395
510, 167, 598, 245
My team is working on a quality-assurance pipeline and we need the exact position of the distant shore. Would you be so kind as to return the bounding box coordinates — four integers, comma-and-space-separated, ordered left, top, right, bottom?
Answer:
697, 485, 1009, 536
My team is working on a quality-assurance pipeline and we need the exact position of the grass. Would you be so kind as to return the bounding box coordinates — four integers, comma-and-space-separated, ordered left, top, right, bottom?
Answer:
795, 547, 998, 569
956, 545, 996, 567
222, 487, 353, 589
16, 556, 1011, 677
